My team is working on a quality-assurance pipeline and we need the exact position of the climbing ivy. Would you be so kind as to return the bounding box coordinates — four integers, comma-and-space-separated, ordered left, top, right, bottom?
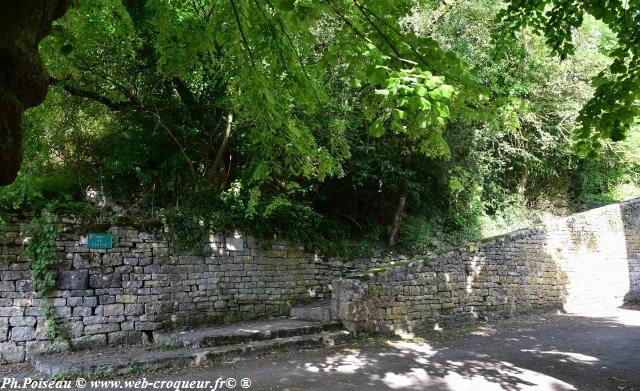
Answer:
24, 213, 67, 341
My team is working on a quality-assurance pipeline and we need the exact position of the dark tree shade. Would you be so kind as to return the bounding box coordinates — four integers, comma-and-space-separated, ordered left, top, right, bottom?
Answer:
0, 0, 70, 185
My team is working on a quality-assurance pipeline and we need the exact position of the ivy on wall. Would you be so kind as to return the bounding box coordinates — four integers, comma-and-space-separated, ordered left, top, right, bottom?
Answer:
25, 212, 67, 341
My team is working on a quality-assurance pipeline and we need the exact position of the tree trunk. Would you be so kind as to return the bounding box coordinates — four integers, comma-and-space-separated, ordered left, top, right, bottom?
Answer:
0, 0, 71, 185
387, 185, 408, 246
211, 110, 233, 188
387, 154, 411, 246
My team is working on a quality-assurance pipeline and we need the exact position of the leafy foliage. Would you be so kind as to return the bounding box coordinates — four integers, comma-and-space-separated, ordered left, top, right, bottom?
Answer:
1, 0, 639, 253
495, 0, 640, 155
25, 212, 67, 340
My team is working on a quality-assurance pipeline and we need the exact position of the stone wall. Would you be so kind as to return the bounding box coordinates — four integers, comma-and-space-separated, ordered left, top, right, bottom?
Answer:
0, 215, 385, 363
2, 198, 639, 362
332, 198, 640, 335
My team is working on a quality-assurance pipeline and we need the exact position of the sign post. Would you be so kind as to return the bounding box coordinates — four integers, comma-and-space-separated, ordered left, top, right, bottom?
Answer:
87, 233, 113, 249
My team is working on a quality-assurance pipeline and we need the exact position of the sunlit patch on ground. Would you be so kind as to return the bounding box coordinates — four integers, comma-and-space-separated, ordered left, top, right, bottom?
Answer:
520, 349, 599, 364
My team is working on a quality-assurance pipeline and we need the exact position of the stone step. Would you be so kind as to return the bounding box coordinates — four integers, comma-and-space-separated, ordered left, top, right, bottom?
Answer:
32, 330, 350, 377
290, 301, 333, 322
153, 318, 342, 348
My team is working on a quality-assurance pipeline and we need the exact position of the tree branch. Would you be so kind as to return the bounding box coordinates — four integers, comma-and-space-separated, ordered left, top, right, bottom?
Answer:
49, 76, 137, 111
229, 0, 257, 70
150, 111, 198, 182
263, 0, 321, 102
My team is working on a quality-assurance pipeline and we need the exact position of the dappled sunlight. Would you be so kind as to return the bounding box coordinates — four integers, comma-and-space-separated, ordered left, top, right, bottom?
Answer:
443, 361, 577, 391
520, 349, 599, 365
393, 328, 415, 340
294, 336, 583, 390
563, 307, 640, 327
469, 325, 498, 337
437, 359, 577, 391
465, 255, 483, 295
368, 354, 578, 391
302, 349, 375, 375
386, 340, 438, 357
374, 368, 430, 390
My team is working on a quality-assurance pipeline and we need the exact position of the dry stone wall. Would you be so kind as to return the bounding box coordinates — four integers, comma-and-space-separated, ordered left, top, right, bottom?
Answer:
0, 215, 384, 363
1, 198, 639, 362
333, 198, 640, 335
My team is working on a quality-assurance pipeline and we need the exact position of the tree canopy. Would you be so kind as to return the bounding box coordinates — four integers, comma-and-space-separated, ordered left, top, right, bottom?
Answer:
1, 0, 639, 252
496, 0, 640, 156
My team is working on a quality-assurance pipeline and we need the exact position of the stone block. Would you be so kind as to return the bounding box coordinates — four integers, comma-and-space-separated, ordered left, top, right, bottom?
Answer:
72, 306, 92, 317
8, 316, 36, 327
11, 326, 35, 341
226, 236, 244, 252
103, 254, 123, 267
67, 297, 83, 306
0, 342, 25, 363
116, 294, 137, 304
57, 270, 89, 290
84, 297, 98, 307
52, 298, 66, 307
26, 340, 68, 355
0, 318, 7, 341
84, 323, 120, 335
144, 302, 173, 315
124, 304, 144, 316
90, 274, 121, 289
71, 334, 107, 350
52, 307, 71, 318
98, 304, 124, 316
134, 321, 162, 331
1, 272, 23, 281
83, 316, 107, 325
99, 295, 117, 305
16, 280, 33, 292
35, 319, 49, 340
0, 307, 23, 317
62, 321, 84, 338
107, 330, 142, 346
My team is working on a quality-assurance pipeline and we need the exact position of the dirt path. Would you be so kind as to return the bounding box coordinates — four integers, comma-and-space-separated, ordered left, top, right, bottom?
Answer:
3, 308, 639, 390
117, 308, 640, 391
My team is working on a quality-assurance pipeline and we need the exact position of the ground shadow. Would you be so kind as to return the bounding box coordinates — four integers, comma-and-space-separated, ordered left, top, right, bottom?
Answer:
275, 312, 640, 390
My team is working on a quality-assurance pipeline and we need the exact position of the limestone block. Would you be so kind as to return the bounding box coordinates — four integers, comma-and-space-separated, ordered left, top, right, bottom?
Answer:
226, 236, 244, 252
0, 342, 25, 363
11, 326, 35, 341
0, 307, 22, 317
90, 274, 121, 288
84, 323, 120, 335
100, 304, 124, 316
71, 334, 107, 350
57, 270, 88, 290
107, 330, 142, 345
26, 340, 67, 355
8, 316, 36, 327
0, 318, 8, 341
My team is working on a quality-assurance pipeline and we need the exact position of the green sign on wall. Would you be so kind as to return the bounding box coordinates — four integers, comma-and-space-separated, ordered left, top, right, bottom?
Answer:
87, 233, 113, 249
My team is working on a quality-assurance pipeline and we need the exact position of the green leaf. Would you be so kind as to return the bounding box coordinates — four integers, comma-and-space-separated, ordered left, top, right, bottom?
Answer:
369, 121, 385, 137
276, 0, 296, 11
367, 66, 387, 85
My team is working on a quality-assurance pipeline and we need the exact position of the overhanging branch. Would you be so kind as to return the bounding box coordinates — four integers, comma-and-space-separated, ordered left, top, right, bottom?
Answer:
49, 76, 138, 111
